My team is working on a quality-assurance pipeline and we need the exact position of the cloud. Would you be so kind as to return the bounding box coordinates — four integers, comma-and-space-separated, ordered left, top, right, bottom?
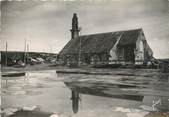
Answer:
1, 0, 169, 58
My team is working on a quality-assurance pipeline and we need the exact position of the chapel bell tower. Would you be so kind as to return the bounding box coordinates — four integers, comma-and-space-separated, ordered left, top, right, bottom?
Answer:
71, 13, 80, 39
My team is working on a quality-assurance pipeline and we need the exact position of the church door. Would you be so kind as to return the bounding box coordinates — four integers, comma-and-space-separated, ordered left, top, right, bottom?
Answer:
124, 46, 135, 63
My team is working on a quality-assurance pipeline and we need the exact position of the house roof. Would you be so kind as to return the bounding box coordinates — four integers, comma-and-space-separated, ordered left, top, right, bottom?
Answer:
59, 28, 143, 55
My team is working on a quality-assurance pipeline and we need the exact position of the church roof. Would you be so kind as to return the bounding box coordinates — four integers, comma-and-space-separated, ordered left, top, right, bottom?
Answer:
59, 28, 143, 55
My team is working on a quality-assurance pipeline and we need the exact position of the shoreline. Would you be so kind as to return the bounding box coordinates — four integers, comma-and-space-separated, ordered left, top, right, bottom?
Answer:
1, 64, 168, 76
1, 64, 65, 72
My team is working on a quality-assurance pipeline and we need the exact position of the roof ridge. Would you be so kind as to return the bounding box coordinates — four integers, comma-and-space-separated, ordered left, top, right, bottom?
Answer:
79, 28, 142, 37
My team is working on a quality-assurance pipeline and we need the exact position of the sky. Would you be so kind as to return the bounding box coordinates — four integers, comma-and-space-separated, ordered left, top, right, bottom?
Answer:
0, 0, 169, 59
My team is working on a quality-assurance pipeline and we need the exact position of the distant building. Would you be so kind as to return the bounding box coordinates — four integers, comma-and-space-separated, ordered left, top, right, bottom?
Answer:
1, 51, 58, 66
59, 13, 153, 66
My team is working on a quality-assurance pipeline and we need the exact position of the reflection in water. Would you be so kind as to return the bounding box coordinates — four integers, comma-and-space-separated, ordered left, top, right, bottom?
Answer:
2, 70, 169, 116
158, 73, 169, 83
143, 73, 169, 112
65, 82, 144, 101
65, 73, 169, 113
65, 82, 144, 114
158, 96, 169, 112
143, 96, 169, 112
157, 73, 169, 112
155, 73, 169, 111
71, 87, 80, 113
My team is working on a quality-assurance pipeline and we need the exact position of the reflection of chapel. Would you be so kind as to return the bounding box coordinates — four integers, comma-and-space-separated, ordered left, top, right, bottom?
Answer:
59, 13, 153, 66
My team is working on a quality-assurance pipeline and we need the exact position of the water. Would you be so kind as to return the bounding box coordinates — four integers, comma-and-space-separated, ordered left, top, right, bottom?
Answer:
1, 70, 169, 117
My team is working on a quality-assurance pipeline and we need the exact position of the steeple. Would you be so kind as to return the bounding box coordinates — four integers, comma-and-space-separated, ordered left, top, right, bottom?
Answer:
71, 13, 80, 39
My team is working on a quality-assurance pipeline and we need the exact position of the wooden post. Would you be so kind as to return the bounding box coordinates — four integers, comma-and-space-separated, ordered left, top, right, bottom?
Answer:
78, 37, 81, 66
78, 27, 82, 66
160, 61, 169, 73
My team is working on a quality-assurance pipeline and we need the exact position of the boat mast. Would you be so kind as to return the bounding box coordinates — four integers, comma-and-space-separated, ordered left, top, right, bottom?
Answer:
5, 42, 8, 66
27, 44, 29, 63
24, 39, 27, 65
